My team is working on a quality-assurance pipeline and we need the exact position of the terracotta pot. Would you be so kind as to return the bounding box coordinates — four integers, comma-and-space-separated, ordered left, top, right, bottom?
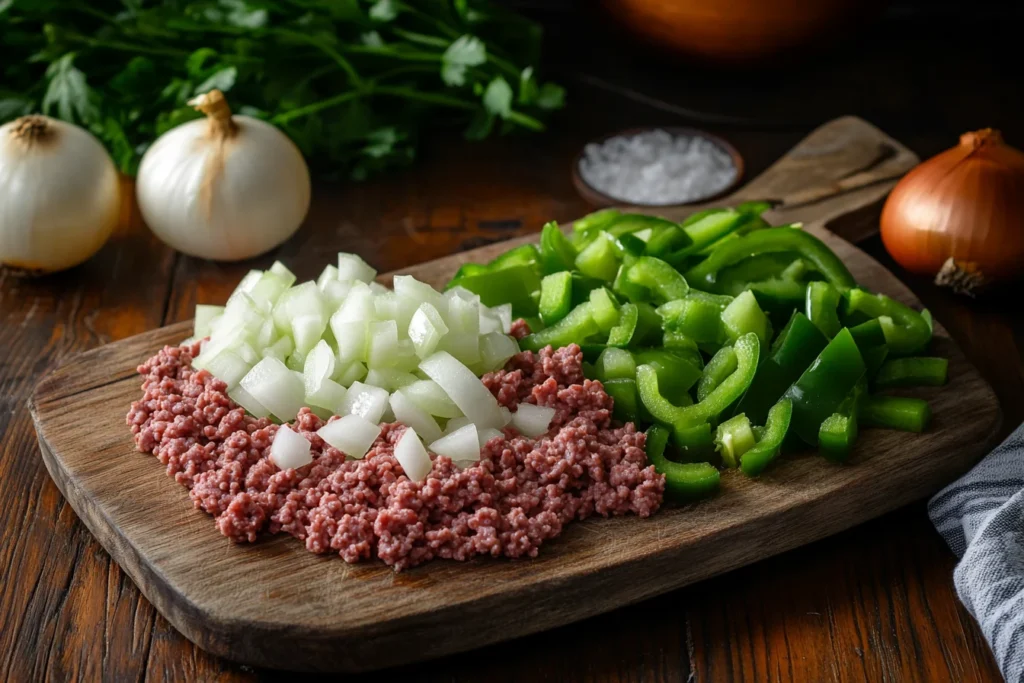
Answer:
603, 0, 884, 64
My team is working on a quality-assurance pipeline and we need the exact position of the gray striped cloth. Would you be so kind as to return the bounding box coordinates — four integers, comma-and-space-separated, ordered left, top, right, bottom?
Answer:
929, 422, 1024, 682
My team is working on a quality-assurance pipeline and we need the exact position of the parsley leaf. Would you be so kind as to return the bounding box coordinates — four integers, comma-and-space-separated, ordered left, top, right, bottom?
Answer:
194, 67, 238, 96
482, 76, 512, 118
42, 54, 97, 124
441, 35, 486, 86
369, 0, 398, 22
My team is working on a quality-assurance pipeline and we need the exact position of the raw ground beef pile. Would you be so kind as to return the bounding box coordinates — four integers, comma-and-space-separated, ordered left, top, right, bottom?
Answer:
126, 337, 664, 570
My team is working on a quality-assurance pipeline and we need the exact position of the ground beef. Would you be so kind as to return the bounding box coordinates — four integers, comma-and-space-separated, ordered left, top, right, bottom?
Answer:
126, 334, 664, 571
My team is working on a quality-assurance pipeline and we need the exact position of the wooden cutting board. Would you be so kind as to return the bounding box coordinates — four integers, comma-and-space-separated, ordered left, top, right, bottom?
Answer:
29, 117, 1000, 673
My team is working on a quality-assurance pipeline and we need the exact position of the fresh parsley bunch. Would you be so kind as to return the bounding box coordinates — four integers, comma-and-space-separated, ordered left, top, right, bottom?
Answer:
0, 0, 565, 178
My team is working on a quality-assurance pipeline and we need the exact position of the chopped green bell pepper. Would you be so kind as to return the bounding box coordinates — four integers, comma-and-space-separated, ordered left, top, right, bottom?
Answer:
783, 327, 867, 444
715, 413, 756, 468
539, 271, 573, 326
588, 287, 620, 331
739, 398, 794, 477
645, 225, 693, 257
575, 233, 621, 282
817, 378, 865, 462
874, 357, 949, 388
539, 222, 577, 274
844, 289, 931, 356
805, 281, 842, 338
623, 256, 690, 304
645, 425, 720, 500
488, 243, 540, 271
656, 291, 732, 345
446, 264, 541, 317
634, 348, 703, 397
721, 290, 772, 345
686, 227, 857, 293
595, 347, 637, 381
571, 208, 621, 246
638, 333, 760, 442
861, 395, 931, 432
697, 346, 737, 402
604, 377, 640, 423
519, 301, 600, 352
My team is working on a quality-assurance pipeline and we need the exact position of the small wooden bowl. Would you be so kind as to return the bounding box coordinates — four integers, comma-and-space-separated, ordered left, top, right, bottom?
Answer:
572, 126, 744, 209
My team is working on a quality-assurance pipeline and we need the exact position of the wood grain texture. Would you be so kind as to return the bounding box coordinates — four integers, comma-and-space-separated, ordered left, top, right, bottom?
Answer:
28, 119, 997, 673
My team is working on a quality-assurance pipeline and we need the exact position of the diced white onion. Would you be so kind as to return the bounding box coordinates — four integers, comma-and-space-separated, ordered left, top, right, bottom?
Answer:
389, 390, 443, 443
195, 349, 250, 388
367, 320, 399, 368
429, 424, 480, 464
394, 427, 433, 482
419, 351, 506, 430
332, 318, 368, 364
365, 368, 418, 391
239, 357, 306, 421
337, 253, 377, 283
408, 303, 448, 359
401, 380, 463, 418
510, 403, 556, 437
393, 274, 445, 312
338, 381, 389, 423
306, 377, 347, 414
317, 414, 381, 459
227, 385, 271, 419
270, 425, 312, 470
335, 361, 367, 387
479, 332, 518, 372
292, 313, 327, 355
303, 340, 336, 394
477, 427, 503, 447
194, 304, 225, 338
316, 263, 338, 289
491, 303, 513, 334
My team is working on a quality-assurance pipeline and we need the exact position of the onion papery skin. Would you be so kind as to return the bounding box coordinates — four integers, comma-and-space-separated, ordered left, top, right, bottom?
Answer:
0, 116, 120, 274
880, 129, 1024, 283
136, 110, 311, 262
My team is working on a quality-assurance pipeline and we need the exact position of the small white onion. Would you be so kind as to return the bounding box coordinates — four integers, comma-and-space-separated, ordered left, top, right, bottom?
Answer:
270, 425, 312, 470
510, 403, 556, 437
429, 423, 480, 464
317, 414, 381, 460
0, 115, 120, 273
136, 90, 310, 261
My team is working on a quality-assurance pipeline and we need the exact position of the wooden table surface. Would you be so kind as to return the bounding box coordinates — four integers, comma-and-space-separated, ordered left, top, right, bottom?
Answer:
3, 4, 1023, 682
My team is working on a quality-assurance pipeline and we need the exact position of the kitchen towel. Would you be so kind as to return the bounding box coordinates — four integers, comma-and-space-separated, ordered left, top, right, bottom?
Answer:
929, 422, 1024, 683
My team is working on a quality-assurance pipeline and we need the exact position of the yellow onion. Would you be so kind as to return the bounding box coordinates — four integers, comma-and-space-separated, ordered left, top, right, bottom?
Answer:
880, 129, 1024, 293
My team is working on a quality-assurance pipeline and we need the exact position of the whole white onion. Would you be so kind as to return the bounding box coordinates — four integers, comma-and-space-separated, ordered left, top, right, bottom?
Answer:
135, 89, 311, 261
0, 115, 120, 274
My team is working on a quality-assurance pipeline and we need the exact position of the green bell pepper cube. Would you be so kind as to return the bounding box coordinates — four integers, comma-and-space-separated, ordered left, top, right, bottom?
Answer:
849, 319, 887, 348
578, 344, 607, 363
615, 233, 647, 258
817, 378, 865, 462
873, 357, 948, 389
539, 221, 577, 274
783, 327, 867, 444
673, 210, 745, 256
595, 347, 637, 381
638, 333, 760, 443
721, 290, 772, 346
623, 256, 690, 304
450, 262, 488, 280
715, 413, 756, 468
447, 264, 541, 317
861, 395, 931, 432
715, 252, 802, 295
645, 425, 720, 500
519, 301, 600, 352
749, 278, 808, 324
570, 273, 606, 306
844, 289, 931, 356
739, 399, 794, 477
697, 346, 737, 402
539, 271, 573, 326
862, 346, 889, 380
575, 233, 621, 282
805, 281, 842, 338
604, 377, 640, 423
685, 227, 857, 293
657, 291, 732, 345
607, 303, 639, 347
645, 225, 693, 257
673, 422, 714, 457
771, 311, 830, 370
588, 287, 620, 331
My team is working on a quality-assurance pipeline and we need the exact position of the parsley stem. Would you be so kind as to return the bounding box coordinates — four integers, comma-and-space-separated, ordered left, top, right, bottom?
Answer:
372, 86, 477, 111
506, 110, 546, 131
63, 35, 190, 59
274, 29, 362, 87
271, 90, 363, 125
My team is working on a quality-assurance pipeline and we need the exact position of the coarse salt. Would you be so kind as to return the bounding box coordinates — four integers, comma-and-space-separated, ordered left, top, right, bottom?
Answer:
578, 129, 737, 205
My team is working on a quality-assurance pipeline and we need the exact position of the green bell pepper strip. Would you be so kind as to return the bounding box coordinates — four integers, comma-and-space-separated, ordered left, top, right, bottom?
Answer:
657, 291, 732, 345
519, 301, 600, 352
571, 208, 621, 246
644, 425, 720, 500
715, 252, 803, 295
715, 413, 756, 468
638, 333, 760, 441
622, 256, 690, 304
873, 357, 949, 389
667, 210, 745, 260
739, 398, 794, 477
644, 225, 693, 257
843, 289, 931, 356
603, 378, 640, 423
578, 344, 607, 363
447, 264, 541, 317
595, 347, 637, 381
673, 422, 713, 456
539, 271, 573, 326
588, 287, 620, 331
487, 243, 540, 271
685, 227, 857, 293
770, 311, 830, 369
615, 233, 647, 258
635, 348, 703, 396
607, 303, 639, 347
783, 327, 867, 444
817, 378, 865, 462
575, 233, 621, 282
539, 222, 577, 274
450, 262, 488, 280
697, 214, 774, 257
749, 278, 808, 324
849, 319, 887, 348
861, 395, 931, 432
805, 281, 842, 338
721, 290, 772, 345
570, 273, 606, 306
576, 213, 678, 248
862, 346, 889, 380
697, 346, 737, 402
